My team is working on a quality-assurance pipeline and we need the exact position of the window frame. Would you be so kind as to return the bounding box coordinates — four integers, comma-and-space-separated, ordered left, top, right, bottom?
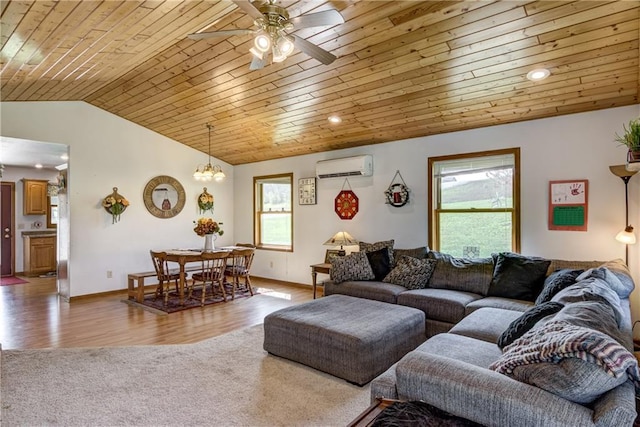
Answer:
253, 173, 294, 252
428, 148, 520, 254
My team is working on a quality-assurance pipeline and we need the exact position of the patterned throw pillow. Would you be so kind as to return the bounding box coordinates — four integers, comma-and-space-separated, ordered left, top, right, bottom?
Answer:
497, 301, 564, 350
360, 240, 395, 266
329, 251, 375, 284
535, 269, 583, 305
383, 256, 436, 290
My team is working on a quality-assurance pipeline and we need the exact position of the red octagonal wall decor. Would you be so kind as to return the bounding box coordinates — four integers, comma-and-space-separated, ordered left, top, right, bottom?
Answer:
335, 190, 359, 220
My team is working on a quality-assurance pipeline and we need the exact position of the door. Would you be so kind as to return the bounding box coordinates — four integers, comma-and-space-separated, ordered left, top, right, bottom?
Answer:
1, 182, 16, 276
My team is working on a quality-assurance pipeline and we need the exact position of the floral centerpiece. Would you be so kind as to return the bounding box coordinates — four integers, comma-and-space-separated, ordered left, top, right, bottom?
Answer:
197, 188, 214, 214
102, 187, 129, 224
193, 218, 224, 236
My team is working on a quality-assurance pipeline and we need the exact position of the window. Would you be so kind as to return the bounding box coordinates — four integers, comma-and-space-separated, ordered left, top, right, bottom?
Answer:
254, 173, 293, 251
428, 148, 520, 257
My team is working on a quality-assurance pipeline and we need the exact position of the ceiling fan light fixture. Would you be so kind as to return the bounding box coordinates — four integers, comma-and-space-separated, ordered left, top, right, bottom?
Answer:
277, 35, 294, 56
249, 47, 264, 60
254, 33, 271, 52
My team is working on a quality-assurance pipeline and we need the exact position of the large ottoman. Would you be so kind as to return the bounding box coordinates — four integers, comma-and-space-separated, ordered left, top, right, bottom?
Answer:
263, 294, 426, 385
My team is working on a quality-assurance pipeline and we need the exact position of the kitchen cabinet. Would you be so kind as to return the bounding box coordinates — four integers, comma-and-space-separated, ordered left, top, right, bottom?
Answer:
23, 234, 57, 277
23, 179, 48, 215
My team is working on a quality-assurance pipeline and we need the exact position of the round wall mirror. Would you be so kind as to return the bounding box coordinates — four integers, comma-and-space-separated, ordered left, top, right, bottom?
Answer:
143, 175, 186, 218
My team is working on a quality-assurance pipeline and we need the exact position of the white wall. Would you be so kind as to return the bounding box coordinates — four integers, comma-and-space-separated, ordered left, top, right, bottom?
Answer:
233, 105, 640, 336
1, 101, 234, 297
1, 166, 58, 272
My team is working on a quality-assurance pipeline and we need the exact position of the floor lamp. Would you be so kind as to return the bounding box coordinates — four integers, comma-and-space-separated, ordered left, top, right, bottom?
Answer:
609, 165, 637, 265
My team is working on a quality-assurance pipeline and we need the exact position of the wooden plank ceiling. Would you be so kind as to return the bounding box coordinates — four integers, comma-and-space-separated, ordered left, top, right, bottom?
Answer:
1, 1, 639, 165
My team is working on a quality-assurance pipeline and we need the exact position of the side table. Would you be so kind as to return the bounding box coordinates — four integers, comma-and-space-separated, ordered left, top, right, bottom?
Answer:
310, 263, 331, 299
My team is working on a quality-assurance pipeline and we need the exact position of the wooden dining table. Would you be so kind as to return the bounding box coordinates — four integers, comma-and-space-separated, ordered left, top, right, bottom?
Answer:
163, 247, 239, 305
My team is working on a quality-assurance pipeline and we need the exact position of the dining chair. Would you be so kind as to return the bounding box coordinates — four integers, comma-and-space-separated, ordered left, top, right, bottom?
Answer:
190, 251, 229, 306
225, 248, 255, 300
150, 250, 181, 305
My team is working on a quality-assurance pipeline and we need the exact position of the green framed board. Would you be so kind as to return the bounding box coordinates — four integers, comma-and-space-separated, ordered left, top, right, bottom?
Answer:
548, 180, 588, 231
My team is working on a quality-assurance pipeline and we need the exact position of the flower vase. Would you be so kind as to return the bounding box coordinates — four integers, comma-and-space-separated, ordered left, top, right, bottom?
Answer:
203, 234, 215, 252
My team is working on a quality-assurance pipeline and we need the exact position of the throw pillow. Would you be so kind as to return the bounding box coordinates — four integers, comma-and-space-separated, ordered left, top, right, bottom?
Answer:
427, 251, 494, 295
383, 256, 436, 290
366, 248, 392, 281
490, 320, 640, 404
329, 251, 375, 284
360, 240, 395, 266
488, 252, 551, 302
497, 301, 564, 350
577, 266, 635, 299
535, 269, 583, 305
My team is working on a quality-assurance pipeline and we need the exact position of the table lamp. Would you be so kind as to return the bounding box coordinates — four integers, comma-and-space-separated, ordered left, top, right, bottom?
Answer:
324, 231, 358, 255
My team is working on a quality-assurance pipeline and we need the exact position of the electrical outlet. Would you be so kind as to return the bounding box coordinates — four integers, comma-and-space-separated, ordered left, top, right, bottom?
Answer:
106, 270, 112, 279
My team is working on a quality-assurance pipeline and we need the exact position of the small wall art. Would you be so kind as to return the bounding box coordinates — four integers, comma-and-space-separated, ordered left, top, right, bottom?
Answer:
548, 179, 588, 231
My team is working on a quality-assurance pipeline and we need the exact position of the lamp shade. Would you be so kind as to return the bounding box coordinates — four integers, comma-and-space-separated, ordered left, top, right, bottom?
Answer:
615, 226, 636, 245
324, 231, 358, 248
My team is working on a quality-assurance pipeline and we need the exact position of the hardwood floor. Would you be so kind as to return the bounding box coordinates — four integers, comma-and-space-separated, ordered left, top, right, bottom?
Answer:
0, 275, 317, 350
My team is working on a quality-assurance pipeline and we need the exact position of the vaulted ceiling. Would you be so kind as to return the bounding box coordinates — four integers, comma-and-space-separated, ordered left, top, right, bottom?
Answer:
1, 1, 639, 165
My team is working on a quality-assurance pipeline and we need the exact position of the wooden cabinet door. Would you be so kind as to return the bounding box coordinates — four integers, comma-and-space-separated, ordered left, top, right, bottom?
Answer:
25, 236, 56, 276
23, 180, 48, 215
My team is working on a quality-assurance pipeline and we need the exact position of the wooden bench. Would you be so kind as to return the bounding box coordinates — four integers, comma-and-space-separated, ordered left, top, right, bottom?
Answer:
127, 266, 202, 303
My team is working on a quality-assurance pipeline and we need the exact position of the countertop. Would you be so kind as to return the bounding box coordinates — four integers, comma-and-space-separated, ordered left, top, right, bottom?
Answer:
22, 229, 57, 237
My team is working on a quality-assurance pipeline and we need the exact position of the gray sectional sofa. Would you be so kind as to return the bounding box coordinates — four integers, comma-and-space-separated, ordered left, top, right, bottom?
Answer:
323, 244, 639, 426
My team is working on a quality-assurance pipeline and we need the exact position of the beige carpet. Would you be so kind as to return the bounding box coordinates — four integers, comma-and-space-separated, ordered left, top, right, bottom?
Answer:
1, 325, 370, 426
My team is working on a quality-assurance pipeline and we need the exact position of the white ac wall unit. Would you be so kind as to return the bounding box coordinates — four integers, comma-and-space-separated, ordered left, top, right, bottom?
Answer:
316, 155, 373, 179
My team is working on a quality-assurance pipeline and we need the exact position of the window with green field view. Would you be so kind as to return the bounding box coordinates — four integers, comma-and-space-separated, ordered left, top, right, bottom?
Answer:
254, 173, 293, 251
428, 148, 520, 257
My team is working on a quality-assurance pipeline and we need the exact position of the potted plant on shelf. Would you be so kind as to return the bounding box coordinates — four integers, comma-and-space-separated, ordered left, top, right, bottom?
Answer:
615, 118, 640, 166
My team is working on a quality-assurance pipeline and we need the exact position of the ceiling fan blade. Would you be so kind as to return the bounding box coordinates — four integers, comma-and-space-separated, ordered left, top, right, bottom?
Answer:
188, 29, 253, 40
233, 0, 264, 21
291, 35, 336, 65
249, 54, 265, 70
288, 9, 344, 28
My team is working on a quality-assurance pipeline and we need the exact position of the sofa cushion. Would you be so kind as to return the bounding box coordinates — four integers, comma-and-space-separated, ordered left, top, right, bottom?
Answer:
383, 256, 435, 290
535, 269, 583, 305
398, 289, 483, 324
360, 240, 395, 266
323, 280, 407, 304
366, 248, 392, 281
496, 302, 564, 350
465, 297, 532, 316
488, 252, 551, 301
490, 320, 640, 404
427, 251, 494, 295
411, 333, 503, 368
393, 246, 429, 261
329, 251, 374, 284
449, 307, 523, 344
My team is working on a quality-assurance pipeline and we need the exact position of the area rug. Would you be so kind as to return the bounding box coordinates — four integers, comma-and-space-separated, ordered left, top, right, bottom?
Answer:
0, 276, 28, 286
1, 324, 370, 426
131, 283, 259, 314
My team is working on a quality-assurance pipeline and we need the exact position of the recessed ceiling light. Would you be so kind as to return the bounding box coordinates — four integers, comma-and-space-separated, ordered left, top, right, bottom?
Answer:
328, 115, 342, 124
35, 163, 43, 169
526, 68, 550, 82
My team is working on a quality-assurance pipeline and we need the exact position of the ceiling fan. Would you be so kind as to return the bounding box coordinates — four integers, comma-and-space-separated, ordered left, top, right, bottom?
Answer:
188, 0, 344, 70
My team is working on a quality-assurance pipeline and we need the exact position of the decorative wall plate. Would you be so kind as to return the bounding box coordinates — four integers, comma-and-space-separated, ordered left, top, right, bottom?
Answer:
143, 175, 186, 218
335, 190, 359, 220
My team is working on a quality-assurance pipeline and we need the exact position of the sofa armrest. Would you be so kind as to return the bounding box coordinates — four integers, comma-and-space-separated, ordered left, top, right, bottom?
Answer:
396, 351, 596, 427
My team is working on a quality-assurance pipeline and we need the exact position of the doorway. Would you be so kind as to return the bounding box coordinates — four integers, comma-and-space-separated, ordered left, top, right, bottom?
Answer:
1, 182, 16, 276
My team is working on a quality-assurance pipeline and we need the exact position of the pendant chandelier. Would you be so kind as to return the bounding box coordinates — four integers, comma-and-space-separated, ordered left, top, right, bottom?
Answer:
193, 123, 225, 182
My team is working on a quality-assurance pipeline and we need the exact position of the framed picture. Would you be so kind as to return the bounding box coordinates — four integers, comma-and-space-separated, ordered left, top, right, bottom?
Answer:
324, 249, 345, 263
548, 179, 588, 231
299, 177, 317, 205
